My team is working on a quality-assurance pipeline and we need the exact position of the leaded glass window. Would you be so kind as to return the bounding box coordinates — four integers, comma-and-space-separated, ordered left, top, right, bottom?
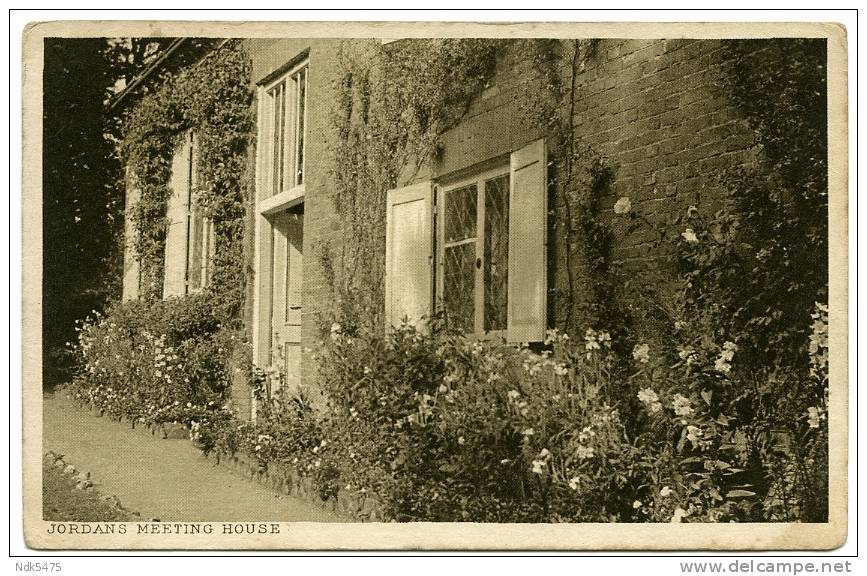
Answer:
439, 170, 510, 336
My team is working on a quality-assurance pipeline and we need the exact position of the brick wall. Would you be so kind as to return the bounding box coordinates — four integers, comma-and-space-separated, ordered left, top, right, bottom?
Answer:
433, 39, 759, 335
241, 37, 762, 393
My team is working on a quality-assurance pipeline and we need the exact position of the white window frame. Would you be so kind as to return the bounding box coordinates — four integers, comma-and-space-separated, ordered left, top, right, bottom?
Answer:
258, 59, 308, 214
436, 164, 511, 339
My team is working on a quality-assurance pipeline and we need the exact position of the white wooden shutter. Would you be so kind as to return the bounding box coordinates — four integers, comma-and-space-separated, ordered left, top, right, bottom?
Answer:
507, 138, 547, 342
122, 168, 142, 301
162, 134, 192, 298
384, 181, 434, 331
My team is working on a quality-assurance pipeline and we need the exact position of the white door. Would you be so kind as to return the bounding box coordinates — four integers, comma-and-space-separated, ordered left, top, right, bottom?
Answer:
269, 207, 303, 395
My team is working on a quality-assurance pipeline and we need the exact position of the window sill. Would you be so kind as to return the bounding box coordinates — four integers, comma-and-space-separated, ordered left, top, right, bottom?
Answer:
259, 185, 305, 215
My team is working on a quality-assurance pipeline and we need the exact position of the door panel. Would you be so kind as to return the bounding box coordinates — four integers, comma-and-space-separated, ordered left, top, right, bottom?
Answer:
269, 209, 303, 395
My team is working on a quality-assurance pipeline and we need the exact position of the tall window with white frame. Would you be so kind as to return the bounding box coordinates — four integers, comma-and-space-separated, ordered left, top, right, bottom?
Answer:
255, 58, 309, 402
266, 62, 307, 196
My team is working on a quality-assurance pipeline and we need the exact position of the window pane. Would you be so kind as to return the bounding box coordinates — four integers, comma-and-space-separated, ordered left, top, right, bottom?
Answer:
270, 82, 285, 195
484, 175, 509, 332
188, 206, 204, 290
444, 184, 477, 243
443, 242, 475, 333
294, 67, 306, 187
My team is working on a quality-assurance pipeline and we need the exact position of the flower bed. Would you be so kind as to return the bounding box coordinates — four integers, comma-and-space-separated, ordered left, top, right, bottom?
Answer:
68, 294, 828, 523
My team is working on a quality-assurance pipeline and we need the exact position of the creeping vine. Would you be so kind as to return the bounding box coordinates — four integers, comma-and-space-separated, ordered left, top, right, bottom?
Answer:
120, 41, 254, 324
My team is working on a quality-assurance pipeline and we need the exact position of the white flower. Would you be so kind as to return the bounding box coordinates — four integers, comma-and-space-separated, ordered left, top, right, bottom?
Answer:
576, 445, 594, 460
633, 500, 642, 509
671, 507, 689, 523
686, 425, 703, 447
672, 394, 693, 418
553, 363, 569, 377
329, 323, 342, 341
614, 196, 632, 214
807, 406, 825, 429
637, 388, 663, 413
531, 460, 546, 475
363, 366, 372, 375
523, 359, 542, 376
660, 486, 673, 497
714, 341, 737, 374
681, 228, 699, 244
538, 448, 550, 459
457, 436, 466, 445
522, 428, 535, 436
632, 343, 650, 364
568, 476, 581, 491
507, 389, 520, 402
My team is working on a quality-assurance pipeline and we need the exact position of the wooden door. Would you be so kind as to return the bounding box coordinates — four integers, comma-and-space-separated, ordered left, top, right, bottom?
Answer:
269, 208, 303, 395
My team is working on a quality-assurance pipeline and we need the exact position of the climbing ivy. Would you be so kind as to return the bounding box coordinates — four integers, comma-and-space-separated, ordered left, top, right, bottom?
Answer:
120, 41, 254, 323
323, 38, 500, 332
517, 39, 623, 342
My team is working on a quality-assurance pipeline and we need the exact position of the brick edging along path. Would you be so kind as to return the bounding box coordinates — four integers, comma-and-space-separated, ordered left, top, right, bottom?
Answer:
43, 392, 345, 522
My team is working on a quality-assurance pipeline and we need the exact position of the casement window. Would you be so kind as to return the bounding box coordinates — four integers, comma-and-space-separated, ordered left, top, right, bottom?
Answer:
162, 132, 215, 298
384, 139, 547, 343
252, 56, 309, 404
263, 60, 308, 198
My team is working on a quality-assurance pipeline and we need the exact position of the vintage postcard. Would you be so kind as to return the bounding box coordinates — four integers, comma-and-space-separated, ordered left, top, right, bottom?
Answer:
21, 20, 848, 550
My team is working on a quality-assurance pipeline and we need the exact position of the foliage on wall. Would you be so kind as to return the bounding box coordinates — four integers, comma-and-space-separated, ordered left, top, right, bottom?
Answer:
323, 38, 500, 332
518, 39, 624, 340
120, 41, 254, 322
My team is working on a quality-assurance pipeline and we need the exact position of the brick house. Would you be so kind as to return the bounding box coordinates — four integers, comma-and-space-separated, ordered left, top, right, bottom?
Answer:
121, 37, 765, 419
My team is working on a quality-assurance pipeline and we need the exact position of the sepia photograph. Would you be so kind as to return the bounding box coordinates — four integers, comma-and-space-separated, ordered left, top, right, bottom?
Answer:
20, 18, 848, 550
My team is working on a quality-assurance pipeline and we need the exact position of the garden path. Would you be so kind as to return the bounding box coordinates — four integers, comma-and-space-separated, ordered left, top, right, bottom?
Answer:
42, 392, 343, 522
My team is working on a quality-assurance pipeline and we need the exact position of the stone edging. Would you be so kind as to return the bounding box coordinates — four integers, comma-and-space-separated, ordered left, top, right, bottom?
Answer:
204, 449, 385, 522
73, 398, 385, 521
43, 451, 146, 520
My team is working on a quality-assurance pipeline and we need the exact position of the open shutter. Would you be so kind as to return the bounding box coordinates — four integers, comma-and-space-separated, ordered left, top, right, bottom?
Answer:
507, 139, 547, 342
384, 181, 434, 331
162, 134, 192, 298
122, 168, 142, 301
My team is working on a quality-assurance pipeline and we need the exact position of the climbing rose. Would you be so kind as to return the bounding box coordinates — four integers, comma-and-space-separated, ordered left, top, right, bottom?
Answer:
671, 507, 690, 523
614, 196, 632, 214
637, 388, 662, 413
672, 394, 693, 418
807, 406, 825, 429
681, 228, 699, 244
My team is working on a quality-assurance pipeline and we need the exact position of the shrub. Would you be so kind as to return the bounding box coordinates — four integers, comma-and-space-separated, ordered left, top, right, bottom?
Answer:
67, 293, 239, 428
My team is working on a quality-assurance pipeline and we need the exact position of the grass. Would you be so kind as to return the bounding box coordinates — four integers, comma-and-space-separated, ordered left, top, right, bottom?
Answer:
42, 460, 137, 521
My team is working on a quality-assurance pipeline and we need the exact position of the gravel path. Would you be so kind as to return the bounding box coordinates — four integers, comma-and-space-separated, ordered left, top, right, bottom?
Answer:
42, 392, 343, 522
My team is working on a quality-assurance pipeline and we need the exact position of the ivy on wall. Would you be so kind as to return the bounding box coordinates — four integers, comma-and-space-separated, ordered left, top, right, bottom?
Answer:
516, 39, 623, 343
120, 41, 254, 323
323, 38, 500, 332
